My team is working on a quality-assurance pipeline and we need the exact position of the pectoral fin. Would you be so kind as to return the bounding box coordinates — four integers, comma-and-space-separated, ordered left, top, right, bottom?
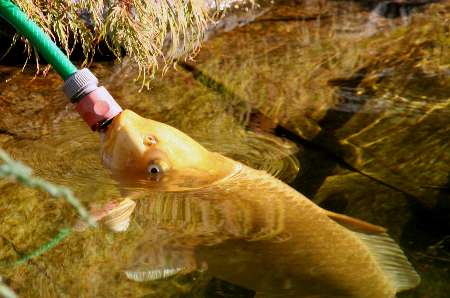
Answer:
125, 243, 197, 282
103, 198, 136, 232
72, 198, 136, 232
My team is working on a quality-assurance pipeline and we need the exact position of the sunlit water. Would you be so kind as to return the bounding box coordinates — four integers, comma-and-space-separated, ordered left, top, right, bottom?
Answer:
0, 1, 449, 297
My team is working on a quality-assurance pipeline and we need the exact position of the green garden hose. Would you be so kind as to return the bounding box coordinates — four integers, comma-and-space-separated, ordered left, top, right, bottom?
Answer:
0, 0, 123, 270
0, 0, 123, 131
0, 0, 77, 80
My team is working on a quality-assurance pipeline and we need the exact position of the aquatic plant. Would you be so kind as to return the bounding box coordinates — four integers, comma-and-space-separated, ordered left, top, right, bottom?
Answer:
4, 0, 216, 77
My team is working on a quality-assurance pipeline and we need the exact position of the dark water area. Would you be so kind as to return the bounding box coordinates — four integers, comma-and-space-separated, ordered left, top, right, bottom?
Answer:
0, 0, 449, 297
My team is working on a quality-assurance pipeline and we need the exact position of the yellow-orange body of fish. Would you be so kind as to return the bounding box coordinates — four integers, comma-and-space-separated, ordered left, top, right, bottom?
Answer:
95, 110, 420, 298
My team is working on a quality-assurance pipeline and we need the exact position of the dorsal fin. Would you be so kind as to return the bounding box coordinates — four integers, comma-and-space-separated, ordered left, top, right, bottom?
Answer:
325, 209, 420, 293
325, 210, 386, 234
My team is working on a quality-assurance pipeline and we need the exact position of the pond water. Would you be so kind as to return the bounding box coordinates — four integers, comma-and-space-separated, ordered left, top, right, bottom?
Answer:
0, 1, 449, 297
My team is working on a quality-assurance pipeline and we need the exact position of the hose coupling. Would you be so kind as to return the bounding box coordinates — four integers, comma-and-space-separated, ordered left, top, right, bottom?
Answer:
63, 68, 122, 131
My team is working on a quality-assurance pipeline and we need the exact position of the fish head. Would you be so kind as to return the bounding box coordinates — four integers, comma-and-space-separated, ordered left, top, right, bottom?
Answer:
101, 110, 237, 191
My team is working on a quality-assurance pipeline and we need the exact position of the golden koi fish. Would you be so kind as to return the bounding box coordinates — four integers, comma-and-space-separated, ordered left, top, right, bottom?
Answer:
94, 110, 420, 298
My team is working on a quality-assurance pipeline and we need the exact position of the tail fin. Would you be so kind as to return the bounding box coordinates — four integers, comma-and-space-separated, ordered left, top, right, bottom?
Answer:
354, 231, 420, 292
325, 211, 421, 293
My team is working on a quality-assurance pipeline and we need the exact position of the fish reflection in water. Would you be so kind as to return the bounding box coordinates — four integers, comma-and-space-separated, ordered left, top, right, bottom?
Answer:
80, 110, 420, 298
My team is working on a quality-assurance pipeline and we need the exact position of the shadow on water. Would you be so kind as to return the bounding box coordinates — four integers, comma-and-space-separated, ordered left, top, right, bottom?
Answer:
355, 0, 438, 19
397, 174, 450, 297
276, 73, 368, 199
203, 278, 256, 298
401, 172, 450, 258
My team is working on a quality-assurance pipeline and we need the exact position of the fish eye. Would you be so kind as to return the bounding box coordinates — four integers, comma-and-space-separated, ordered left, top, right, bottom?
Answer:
147, 164, 161, 175
147, 160, 169, 177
